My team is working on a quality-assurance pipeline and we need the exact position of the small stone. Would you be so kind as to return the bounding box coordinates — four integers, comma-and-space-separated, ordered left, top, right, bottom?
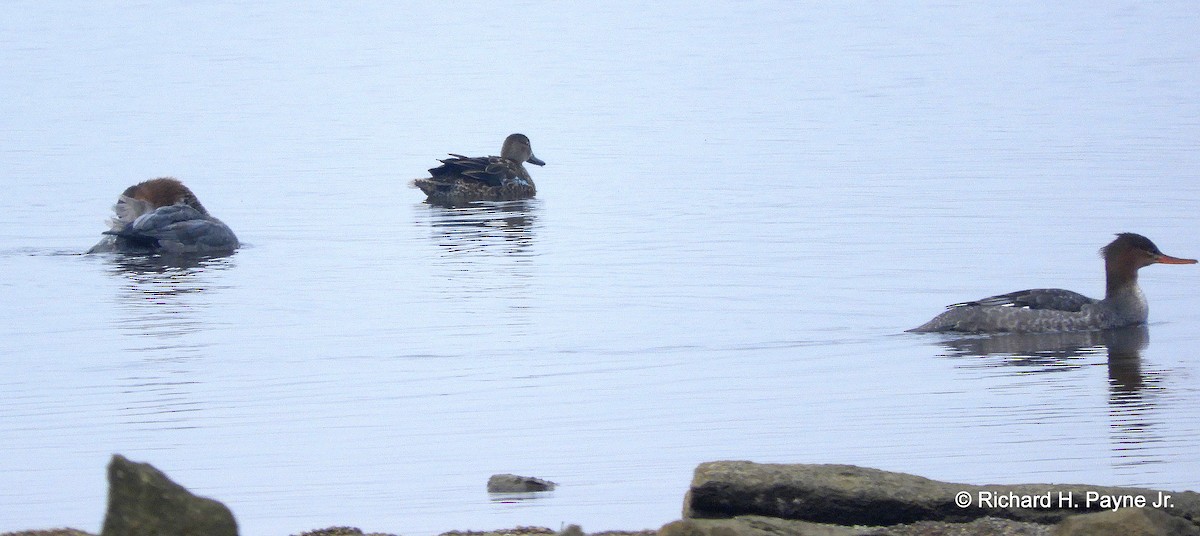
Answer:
100, 454, 238, 536
487, 474, 556, 493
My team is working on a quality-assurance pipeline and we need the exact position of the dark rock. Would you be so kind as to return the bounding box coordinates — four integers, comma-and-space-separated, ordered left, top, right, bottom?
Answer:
1052, 508, 1200, 536
100, 454, 238, 536
661, 515, 1053, 536
865, 517, 1052, 535
683, 461, 1200, 528
293, 528, 398, 536
295, 529, 367, 536
439, 528, 557, 536
487, 474, 556, 493
661, 515, 869, 536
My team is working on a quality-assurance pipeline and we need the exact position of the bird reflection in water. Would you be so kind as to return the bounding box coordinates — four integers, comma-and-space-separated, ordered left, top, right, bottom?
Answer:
414, 200, 540, 337
932, 325, 1166, 473
417, 199, 538, 257
101, 252, 237, 429
933, 325, 1147, 369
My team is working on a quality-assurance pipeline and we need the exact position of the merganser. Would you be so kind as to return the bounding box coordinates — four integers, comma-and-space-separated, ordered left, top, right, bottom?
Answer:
413, 133, 546, 205
909, 233, 1195, 333
87, 177, 239, 254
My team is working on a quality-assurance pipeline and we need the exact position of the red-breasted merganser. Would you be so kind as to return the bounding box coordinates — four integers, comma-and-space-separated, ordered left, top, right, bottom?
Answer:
87, 177, 239, 254
412, 133, 546, 205
909, 233, 1195, 333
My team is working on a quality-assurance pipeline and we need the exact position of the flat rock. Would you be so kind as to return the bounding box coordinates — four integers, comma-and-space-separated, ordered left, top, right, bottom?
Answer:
662, 515, 871, 536
293, 528, 398, 536
441, 526, 557, 536
100, 454, 238, 536
487, 474, 556, 493
683, 461, 1200, 528
660, 515, 1052, 536
865, 517, 1052, 535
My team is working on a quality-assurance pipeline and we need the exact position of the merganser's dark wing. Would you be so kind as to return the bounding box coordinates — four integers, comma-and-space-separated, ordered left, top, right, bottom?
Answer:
950, 288, 1098, 312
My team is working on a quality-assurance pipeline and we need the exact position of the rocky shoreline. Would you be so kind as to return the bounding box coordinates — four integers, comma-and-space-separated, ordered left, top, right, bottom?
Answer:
3, 457, 1197, 536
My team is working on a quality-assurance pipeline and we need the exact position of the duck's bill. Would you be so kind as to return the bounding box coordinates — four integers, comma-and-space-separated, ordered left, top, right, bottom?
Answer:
527, 154, 546, 166
1156, 254, 1198, 264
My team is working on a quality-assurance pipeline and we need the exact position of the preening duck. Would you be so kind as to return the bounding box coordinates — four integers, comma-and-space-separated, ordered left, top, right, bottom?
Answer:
87, 177, 238, 254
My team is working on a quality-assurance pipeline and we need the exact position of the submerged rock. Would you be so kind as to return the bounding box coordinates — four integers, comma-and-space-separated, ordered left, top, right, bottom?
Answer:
487, 474, 556, 493
100, 454, 238, 536
683, 461, 1200, 528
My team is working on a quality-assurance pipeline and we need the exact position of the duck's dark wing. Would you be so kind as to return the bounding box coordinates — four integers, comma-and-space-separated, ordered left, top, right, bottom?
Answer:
950, 288, 1097, 312
105, 204, 238, 253
428, 154, 508, 187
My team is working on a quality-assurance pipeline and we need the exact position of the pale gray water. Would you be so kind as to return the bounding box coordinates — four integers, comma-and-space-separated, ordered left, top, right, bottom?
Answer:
3, 2, 1200, 535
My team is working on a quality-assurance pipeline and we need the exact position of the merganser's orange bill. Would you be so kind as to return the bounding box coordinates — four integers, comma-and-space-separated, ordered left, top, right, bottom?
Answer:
1156, 254, 1198, 265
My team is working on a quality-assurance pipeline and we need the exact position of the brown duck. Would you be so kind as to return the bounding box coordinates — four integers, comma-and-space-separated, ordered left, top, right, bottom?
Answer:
413, 133, 545, 205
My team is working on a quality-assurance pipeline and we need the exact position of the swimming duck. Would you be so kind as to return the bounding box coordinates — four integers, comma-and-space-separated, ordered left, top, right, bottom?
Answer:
87, 177, 239, 254
413, 133, 546, 204
909, 233, 1195, 333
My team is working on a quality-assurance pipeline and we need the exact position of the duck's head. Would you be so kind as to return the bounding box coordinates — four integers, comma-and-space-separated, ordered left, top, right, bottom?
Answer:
122, 177, 208, 213
1102, 232, 1196, 272
500, 133, 545, 167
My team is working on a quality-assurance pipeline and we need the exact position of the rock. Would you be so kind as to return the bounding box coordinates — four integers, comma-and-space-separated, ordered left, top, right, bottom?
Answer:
683, 461, 1200, 527
660, 515, 1051, 536
1052, 508, 1200, 536
100, 454, 238, 536
295, 529, 368, 536
865, 517, 1052, 535
439, 528, 557, 536
293, 528, 398, 536
661, 515, 870, 536
487, 474, 556, 493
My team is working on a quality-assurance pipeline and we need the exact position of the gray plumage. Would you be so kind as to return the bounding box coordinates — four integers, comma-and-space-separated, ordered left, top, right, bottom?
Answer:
99, 204, 238, 254
87, 177, 238, 255
909, 233, 1195, 333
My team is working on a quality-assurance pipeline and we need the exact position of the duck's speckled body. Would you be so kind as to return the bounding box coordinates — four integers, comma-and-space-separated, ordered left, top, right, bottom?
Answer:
413, 133, 545, 205
87, 177, 239, 254
909, 233, 1195, 333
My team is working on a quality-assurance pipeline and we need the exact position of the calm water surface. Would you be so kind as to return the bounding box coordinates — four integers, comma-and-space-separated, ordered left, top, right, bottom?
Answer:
3, 2, 1200, 535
